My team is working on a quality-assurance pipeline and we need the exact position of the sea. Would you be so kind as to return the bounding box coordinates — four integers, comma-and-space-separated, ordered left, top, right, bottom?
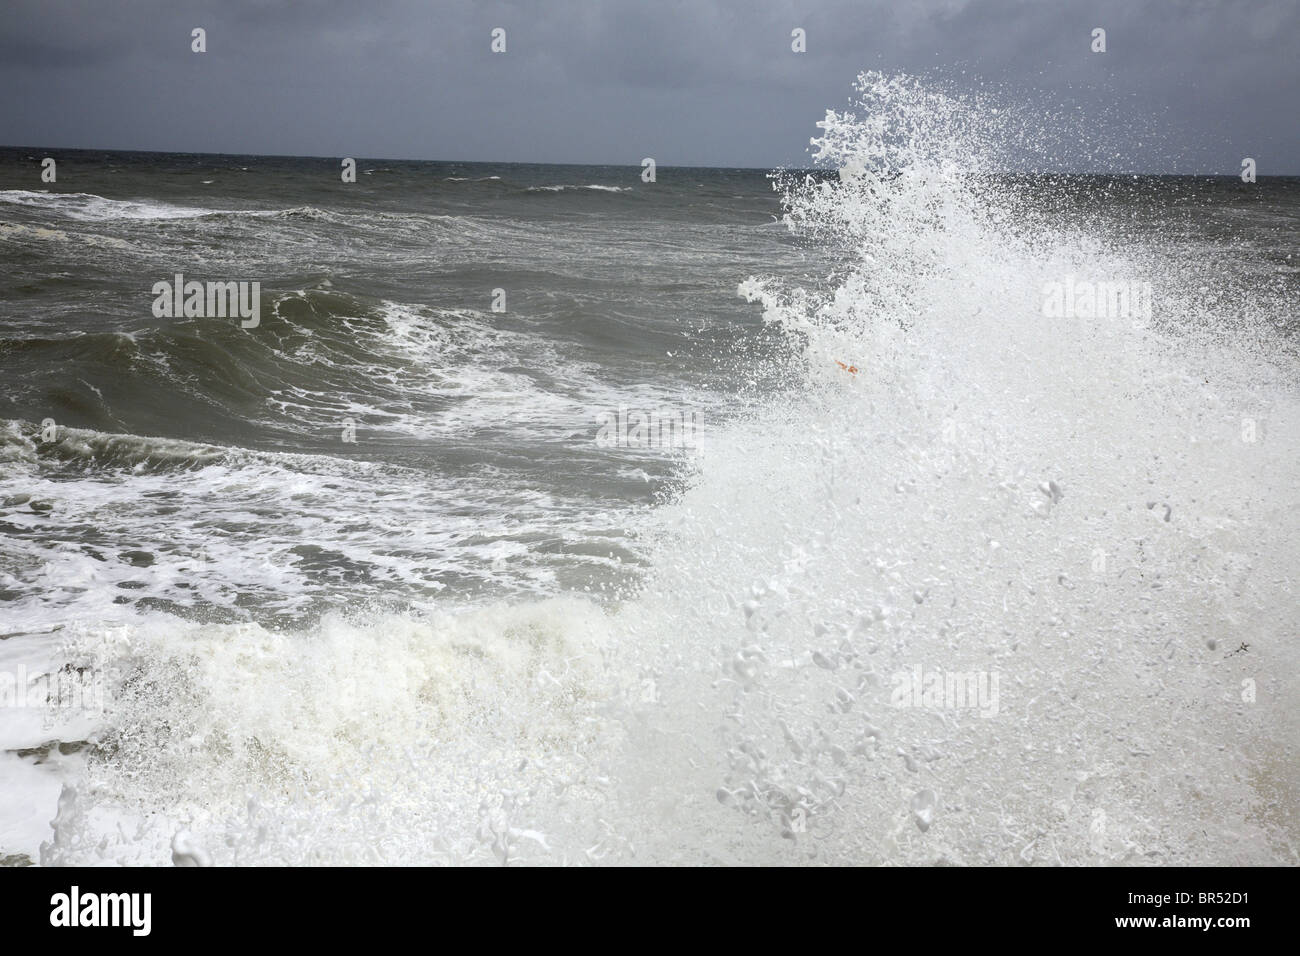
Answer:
1, 74, 1296, 865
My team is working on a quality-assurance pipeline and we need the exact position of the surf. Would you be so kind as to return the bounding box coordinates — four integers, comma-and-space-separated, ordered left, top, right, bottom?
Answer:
16, 72, 1300, 866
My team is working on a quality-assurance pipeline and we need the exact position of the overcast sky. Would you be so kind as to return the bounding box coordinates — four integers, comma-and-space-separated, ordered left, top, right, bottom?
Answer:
1, 0, 1296, 172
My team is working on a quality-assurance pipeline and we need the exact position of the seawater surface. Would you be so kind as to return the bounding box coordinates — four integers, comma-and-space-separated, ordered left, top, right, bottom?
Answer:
1, 74, 1296, 866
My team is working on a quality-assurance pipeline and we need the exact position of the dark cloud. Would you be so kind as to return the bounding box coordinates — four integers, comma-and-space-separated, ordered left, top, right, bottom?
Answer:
0, 0, 1295, 171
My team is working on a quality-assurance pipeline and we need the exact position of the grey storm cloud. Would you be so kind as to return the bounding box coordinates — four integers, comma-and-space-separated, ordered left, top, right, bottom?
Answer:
1, 0, 1296, 171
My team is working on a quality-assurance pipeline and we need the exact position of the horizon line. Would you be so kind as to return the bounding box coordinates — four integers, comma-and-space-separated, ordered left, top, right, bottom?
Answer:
2, 143, 1296, 178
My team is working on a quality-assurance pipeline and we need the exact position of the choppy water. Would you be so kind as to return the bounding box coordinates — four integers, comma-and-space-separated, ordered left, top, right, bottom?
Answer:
1, 73, 1297, 866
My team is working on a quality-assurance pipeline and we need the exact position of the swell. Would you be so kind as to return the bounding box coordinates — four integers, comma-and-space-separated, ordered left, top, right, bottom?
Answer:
0, 291, 507, 444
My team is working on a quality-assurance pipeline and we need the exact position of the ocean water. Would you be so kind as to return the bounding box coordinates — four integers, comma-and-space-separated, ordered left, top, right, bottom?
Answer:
1, 74, 1297, 866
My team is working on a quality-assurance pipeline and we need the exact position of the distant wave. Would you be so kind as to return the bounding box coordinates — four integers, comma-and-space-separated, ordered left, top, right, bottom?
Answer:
0, 189, 216, 221
0, 190, 340, 224
2, 419, 227, 472
526, 184, 631, 193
